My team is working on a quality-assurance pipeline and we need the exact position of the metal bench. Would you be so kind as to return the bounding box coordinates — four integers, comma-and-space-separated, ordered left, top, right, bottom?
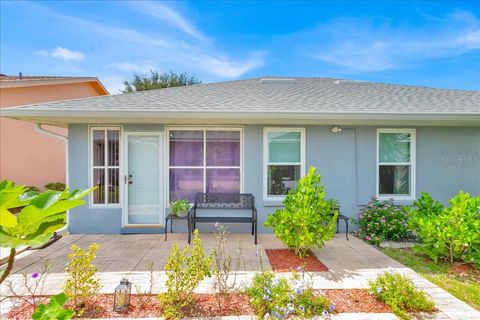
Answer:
191, 193, 257, 244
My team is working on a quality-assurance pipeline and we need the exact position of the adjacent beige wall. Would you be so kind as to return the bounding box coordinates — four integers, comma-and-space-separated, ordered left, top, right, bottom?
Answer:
0, 82, 106, 188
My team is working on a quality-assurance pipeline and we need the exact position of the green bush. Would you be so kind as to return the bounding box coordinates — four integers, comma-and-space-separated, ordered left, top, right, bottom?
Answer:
407, 191, 480, 265
64, 243, 101, 309
245, 270, 333, 319
265, 167, 337, 257
160, 230, 212, 319
170, 198, 190, 216
356, 197, 409, 245
25, 185, 41, 192
32, 292, 74, 320
369, 271, 435, 320
45, 182, 67, 191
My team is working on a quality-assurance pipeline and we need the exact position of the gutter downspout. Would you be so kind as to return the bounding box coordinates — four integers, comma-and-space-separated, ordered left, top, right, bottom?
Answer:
33, 123, 70, 233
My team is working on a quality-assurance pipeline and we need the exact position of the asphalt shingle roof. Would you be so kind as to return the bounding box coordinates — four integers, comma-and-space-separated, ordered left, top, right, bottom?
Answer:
4, 77, 480, 115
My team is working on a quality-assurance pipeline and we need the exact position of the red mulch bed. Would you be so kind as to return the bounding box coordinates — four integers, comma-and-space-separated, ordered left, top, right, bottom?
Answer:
449, 262, 476, 276
266, 249, 329, 272
6, 290, 392, 319
322, 289, 391, 313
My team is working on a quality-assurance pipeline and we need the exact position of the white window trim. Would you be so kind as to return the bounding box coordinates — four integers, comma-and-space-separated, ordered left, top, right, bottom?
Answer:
89, 126, 123, 208
263, 127, 306, 202
376, 128, 416, 201
165, 126, 244, 205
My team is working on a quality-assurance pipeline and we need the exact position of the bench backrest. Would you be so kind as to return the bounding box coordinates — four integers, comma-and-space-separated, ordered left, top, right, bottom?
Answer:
194, 193, 255, 210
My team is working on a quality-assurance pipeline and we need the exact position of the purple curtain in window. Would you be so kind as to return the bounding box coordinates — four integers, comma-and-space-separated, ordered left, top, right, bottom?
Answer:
169, 169, 204, 202
206, 131, 240, 166
206, 168, 240, 193
169, 131, 203, 166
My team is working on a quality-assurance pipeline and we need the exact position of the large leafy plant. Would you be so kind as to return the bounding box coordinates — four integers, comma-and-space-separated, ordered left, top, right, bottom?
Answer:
356, 197, 409, 245
32, 292, 74, 320
407, 191, 480, 265
0, 180, 93, 284
265, 167, 337, 258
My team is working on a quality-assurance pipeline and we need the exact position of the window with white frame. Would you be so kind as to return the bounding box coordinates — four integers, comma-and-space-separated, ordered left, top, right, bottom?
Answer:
377, 129, 416, 199
168, 128, 242, 203
264, 128, 305, 200
90, 127, 121, 205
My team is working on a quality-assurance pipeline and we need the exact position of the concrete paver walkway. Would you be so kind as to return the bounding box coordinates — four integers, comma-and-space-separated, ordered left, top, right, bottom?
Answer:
1, 233, 479, 320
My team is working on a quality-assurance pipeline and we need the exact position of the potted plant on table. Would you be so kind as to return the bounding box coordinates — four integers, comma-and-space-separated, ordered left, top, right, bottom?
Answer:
170, 198, 191, 217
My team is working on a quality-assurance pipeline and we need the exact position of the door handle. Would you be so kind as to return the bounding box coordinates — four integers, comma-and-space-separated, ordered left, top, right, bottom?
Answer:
124, 174, 133, 185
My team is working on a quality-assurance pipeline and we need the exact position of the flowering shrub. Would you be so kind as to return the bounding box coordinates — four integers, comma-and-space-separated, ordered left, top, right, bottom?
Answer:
245, 269, 333, 319
356, 197, 409, 245
407, 191, 480, 265
369, 271, 435, 320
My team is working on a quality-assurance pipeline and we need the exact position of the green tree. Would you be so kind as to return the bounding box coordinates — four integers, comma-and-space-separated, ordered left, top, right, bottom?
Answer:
122, 71, 201, 93
0, 181, 93, 284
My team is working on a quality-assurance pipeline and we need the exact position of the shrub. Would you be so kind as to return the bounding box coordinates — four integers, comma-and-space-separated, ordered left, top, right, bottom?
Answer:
356, 197, 409, 245
265, 167, 337, 257
64, 243, 101, 309
245, 270, 333, 319
407, 191, 480, 265
32, 292, 74, 320
0, 181, 93, 284
25, 185, 40, 192
160, 230, 212, 319
45, 182, 66, 191
369, 271, 435, 320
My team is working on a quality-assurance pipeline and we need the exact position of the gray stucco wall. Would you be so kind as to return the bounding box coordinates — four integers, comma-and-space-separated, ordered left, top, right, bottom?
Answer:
68, 124, 480, 234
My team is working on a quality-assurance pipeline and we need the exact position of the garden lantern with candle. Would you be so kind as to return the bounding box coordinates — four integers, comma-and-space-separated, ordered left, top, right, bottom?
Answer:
113, 277, 132, 312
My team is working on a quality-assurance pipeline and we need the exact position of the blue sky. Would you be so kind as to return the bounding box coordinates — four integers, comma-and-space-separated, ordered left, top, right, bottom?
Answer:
1, 1, 479, 93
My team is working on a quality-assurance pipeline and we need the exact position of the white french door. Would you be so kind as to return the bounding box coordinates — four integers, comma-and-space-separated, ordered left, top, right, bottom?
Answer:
123, 132, 163, 227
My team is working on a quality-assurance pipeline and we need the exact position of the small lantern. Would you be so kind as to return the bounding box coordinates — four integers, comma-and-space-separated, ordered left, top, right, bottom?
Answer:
113, 277, 132, 312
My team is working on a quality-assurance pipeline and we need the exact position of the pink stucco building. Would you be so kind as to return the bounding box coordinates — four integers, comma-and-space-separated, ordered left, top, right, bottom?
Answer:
0, 74, 108, 188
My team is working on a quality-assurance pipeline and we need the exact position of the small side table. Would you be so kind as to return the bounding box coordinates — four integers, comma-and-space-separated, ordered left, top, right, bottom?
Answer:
164, 211, 191, 243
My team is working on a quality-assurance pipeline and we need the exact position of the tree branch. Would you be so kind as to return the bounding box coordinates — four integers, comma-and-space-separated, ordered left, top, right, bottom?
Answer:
0, 248, 16, 285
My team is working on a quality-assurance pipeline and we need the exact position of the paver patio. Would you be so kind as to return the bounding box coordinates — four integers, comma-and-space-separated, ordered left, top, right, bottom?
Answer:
1, 233, 479, 320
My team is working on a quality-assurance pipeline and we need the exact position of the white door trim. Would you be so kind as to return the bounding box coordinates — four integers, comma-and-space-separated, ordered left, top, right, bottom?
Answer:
122, 132, 164, 228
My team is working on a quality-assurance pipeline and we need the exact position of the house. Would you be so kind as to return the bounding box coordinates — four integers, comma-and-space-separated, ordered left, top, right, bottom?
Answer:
1, 77, 479, 234
0, 74, 109, 188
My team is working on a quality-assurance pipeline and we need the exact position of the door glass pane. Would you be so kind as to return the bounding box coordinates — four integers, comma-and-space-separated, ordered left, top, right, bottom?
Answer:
169, 130, 203, 166
108, 168, 120, 204
379, 133, 411, 163
268, 131, 301, 163
169, 169, 203, 202
128, 135, 160, 225
379, 165, 410, 195
267, 165, 300, 196
92, 130, 105, 166
93, 168, 105, 204
206, 168, 240, 193
108, 130, 120, 166
206, 131, 240, 166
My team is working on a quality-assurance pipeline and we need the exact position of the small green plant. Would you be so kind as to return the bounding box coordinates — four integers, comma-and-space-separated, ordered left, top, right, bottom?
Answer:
407, 191, 480, 265
265, 167, 337, 258
32, 292, 74, 320
369, 271, 435, 320
246, 269, 333, 319
170, 198, 190, 216
64, 243, 101, 309
45, 182, 67, 191
356, 197, 409, 245
160, 229, 212, 319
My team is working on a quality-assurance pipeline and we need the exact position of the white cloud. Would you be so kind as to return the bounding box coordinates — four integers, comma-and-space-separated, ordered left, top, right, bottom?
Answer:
34, 47, 85, 62
105, 62, 157, 73
198, 51, 266, 78
131, 2, 206, 41
100, 75, 125, 95
51, 47, 85, 62
304, 10, 480, 72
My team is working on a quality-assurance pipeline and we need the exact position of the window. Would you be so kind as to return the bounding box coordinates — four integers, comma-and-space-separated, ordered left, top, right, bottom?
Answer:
90, 127, 121, 206
377, 129, 416, 199
168, 128, 242, 202
264, 128, 305, 200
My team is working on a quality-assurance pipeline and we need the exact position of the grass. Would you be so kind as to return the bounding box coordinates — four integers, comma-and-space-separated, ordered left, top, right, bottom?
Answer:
382, 248, 480, 311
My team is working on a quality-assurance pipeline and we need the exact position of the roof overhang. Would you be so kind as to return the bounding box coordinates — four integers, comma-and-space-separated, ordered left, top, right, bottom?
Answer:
1, 109, 479, 127
0, 77, 109, 95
